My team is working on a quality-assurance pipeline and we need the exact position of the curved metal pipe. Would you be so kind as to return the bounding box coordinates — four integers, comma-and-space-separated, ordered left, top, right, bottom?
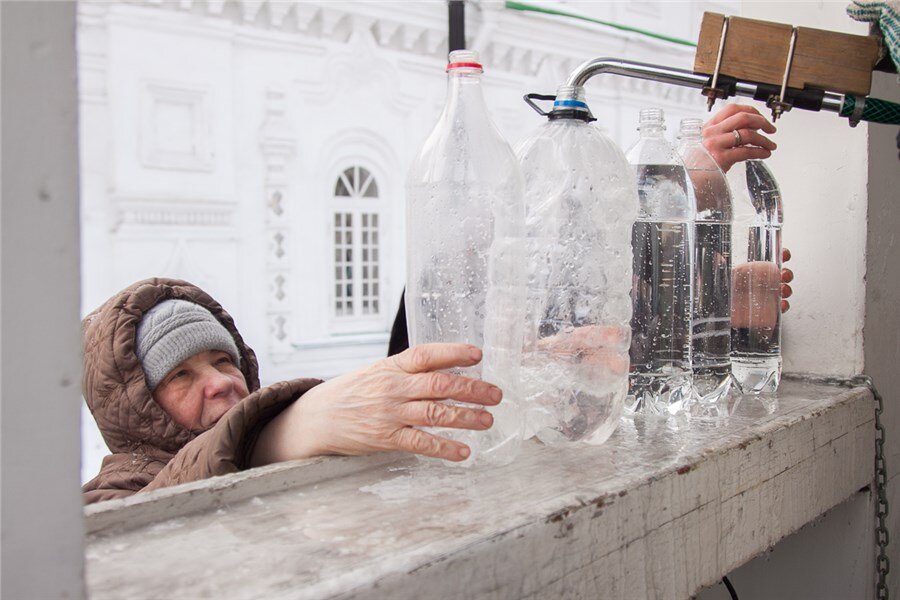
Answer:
564, 57, 844, 114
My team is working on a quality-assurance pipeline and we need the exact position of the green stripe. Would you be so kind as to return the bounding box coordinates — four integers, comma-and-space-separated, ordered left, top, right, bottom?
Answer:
504, 1, 697, 47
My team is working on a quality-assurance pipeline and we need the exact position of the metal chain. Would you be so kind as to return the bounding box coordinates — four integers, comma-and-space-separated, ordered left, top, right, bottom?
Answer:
785, 374, 890, 598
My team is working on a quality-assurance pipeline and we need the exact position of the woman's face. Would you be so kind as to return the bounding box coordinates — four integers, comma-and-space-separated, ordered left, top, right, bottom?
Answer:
152, 350, 249, 431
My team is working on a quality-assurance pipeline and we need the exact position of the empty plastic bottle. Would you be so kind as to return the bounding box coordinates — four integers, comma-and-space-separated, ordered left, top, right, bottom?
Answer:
406, 50, 526, 465
516, 86, 638, 445
676, 118, 733, 406
727, 159, 783, 394
625, 108, 695, 415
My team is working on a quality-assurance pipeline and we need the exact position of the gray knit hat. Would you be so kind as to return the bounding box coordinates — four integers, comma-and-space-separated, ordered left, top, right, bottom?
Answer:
135, 299, 241, 391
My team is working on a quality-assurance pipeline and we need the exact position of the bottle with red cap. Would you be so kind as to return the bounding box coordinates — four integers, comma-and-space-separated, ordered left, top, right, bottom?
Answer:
406, 50, 526, 466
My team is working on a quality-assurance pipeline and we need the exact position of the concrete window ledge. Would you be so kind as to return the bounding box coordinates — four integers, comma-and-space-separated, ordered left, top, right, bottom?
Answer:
84, 379, 874, 599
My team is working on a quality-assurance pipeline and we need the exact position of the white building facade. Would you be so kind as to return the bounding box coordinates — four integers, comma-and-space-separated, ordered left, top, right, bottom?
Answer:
77, 0, 735, 479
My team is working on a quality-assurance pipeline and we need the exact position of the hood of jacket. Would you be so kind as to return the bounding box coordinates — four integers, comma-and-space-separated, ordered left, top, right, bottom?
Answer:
82, 278, 260, 457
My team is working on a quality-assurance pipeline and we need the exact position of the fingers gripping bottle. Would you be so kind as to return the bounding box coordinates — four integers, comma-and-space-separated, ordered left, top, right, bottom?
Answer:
676, 118, 734, 406
625, 108, 695, 415
406, 50, 526, 465
516, 86, 638, 445
727, 159, 783, 394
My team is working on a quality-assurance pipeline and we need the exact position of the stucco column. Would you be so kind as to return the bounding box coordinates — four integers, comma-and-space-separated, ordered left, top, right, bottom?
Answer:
1, 2, 84, 597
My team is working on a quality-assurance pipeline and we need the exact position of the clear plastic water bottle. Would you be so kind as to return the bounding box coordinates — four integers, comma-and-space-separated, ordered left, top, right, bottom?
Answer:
727, 159, 783, 393
406, 50, 526, 464
625, 108, 695, 415
676, 118, 733, 406
515, 86, 637, 445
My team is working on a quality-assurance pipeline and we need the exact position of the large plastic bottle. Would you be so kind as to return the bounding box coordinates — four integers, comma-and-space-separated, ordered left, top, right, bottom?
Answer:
727, 159, 783, 394
515, 86, 637, 445
676, 118, 733, 406
625, 108, 695, 415
405, 50, 526, 465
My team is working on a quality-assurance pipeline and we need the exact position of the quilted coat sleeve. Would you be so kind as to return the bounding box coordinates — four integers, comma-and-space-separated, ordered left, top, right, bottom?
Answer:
142, 378, 321, 493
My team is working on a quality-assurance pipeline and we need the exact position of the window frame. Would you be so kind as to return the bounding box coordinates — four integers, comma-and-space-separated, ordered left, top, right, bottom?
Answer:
328, 164, 387, 335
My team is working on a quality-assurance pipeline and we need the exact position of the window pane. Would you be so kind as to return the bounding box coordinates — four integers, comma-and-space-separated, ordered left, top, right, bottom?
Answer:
344, 231, 351, 244
373, 265, 379, 278
334, 266, 341, 280
372, 214, 379, 227
334, 213, 341, 226
373, 282, 379, 295
346, 248, 352, 261
373, 248, 379, 261
335, 284, 342, 298
335, 178, 351, 197
362, 266, 368, 278
363, 248, 369, 261
334, 231, 341, 244
345, 213, 352, 227
362, 231, 368, 244
373, 299, 379, 312
334, 249, 341, 261
372, 231, 379, 244
347, 283, 352, 297
345, 265, 351, 278
362, 213, 368, 227
363, 283, 369, 295
363, 180, 379, 198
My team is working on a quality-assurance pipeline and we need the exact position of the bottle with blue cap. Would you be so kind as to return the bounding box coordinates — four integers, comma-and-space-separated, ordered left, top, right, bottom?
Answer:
515, 85, 638, 445
406, 49, 526, 465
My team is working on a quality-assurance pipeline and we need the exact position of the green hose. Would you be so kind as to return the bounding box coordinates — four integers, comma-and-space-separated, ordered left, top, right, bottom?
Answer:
840, 95, 900, 125
503, 1, 697, 48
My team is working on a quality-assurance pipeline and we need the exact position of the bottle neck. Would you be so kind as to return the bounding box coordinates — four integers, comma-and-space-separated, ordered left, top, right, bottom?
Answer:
443, 70, 490, 123
638, 124, 666, 139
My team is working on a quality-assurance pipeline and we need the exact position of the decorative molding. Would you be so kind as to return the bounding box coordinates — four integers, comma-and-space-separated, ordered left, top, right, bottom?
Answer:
116, 1, 692, 83
118, 207, 232, 228
259, 84, 297, 353
140, 80, 215, 172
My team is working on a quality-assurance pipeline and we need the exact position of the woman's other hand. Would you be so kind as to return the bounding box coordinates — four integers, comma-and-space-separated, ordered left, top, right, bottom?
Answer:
702, 104, 777, 173
250, 343, 501, 465
782, 247, 793, 313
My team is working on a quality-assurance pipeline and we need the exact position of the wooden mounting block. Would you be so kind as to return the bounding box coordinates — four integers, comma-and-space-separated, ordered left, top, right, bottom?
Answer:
695, 12, 881, 97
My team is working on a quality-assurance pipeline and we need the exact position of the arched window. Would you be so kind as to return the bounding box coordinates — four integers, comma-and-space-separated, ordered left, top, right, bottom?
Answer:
333, 166, 381, 320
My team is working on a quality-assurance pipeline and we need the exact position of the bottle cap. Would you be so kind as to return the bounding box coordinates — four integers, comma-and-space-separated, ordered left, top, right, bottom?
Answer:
548, 85, 595, 123
447, 49, 483, 73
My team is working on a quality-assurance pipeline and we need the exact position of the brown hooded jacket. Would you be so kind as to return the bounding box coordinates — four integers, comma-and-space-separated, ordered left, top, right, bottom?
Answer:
81, 278, 321, 504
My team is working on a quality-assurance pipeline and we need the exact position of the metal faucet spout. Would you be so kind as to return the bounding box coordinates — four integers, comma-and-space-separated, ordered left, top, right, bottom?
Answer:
563, 57, 844, 115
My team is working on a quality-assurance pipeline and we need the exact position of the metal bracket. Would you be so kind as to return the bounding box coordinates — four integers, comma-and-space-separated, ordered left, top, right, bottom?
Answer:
766, 26, 799, 121
701, 16, 730, 111
849, 95, 866, 128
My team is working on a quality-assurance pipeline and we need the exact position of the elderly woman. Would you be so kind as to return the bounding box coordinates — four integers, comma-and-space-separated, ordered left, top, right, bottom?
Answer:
82, 278, 498, 504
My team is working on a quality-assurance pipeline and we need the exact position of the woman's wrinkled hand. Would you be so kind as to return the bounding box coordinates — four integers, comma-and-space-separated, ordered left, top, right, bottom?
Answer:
702, 104, 777, 173
250, 343, 502, 466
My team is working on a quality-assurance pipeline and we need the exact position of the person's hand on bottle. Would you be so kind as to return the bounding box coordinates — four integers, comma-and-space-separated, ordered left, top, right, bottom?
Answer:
731, 247, 794, 328
782, 247, 793, 313
702, 104, 778, 173
250, 344, 501, 466
535, 324, 630, 374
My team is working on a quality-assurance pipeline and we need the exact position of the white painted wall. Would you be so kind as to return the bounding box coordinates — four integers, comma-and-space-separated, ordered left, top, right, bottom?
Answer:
1, 2, 84, 598
739, 1, 871, 377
